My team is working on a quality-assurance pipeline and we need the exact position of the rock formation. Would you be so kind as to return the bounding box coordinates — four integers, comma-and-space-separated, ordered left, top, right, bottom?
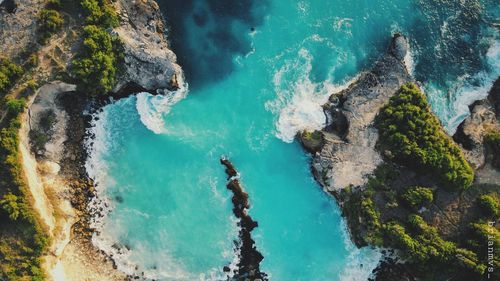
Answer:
0, 0, 44, 59
220, 158, 267, 281
454, 77, 500, 183
301, 34, 412, 191
113, 0, 183, 93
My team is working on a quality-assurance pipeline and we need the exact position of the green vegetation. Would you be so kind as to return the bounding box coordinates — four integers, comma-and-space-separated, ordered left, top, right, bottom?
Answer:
339, 161, 498, 280
71, 0, 123, 95
0, 58, 23, 96
341, 185, 383, 246
0, 100, 49, 280
385, 215, 485, 276
38, 9, 64, 44
477, 194, 499, 217
485, 131, 500, 169
341, 165, 400, 246
81, 0, 119, 28
29, 109, 56, 152
376, 83, 474, 190
401, 186, 434, 209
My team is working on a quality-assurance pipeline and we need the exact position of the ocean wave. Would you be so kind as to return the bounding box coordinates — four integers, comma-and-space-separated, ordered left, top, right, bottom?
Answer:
136, 75, 189, 134
425, 39, 500, 134
267, 47, 357, 143
338, 219, 382, 281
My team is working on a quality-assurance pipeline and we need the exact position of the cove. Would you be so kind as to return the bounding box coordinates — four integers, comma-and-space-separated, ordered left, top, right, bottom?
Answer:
86, 0, 499, 280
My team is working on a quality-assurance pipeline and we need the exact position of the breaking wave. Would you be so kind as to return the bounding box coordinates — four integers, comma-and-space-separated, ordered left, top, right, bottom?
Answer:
266, 48, 355, 143
425, 39, 500, 134
136, 76, 189, 134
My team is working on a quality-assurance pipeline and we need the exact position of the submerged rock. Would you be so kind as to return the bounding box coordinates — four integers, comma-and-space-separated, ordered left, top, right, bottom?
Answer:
307, 34, 412, 191
220, 158, 268, 281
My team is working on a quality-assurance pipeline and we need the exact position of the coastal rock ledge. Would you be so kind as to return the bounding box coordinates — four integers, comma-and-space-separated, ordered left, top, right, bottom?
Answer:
114, 0, 183, 93
301, 34, 412, 191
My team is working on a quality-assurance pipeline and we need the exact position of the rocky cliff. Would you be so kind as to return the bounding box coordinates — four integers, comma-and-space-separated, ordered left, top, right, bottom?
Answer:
113, 0, 183, 93
301, 34, 412, 191
454, 77, 500, 183
0, 0, 45, 60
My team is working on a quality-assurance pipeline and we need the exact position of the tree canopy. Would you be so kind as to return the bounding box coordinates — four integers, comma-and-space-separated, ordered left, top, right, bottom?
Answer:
376, 83, 474, 190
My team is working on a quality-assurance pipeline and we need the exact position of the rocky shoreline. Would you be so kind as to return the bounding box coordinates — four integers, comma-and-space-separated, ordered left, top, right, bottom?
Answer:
300, 34, 412, 191
299, 34, 500, 281
3, 0, 183, 280
220, 158, 267, 281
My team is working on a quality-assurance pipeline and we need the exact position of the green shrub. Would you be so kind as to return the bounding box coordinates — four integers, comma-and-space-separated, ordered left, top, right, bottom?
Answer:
402, 186, 434, 209
39, 9, 64, 44
0, 58, 23, 95
81, 0, 119, 28
26, 54, 40, 69
0, 102, 49, 280
0, 193, 21, 220
376, 83, 474, 190
477, 194, 499, 217
5, 98, 26, 115
384, 215, 485, 275
72, 25, 122, 95
485, 132, 500, 169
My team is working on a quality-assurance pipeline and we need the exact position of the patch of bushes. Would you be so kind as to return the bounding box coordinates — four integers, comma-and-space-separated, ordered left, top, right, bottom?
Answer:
38, 9, 64, 44
384, 215, 486, 277
341, 185, 383, 246
71, 0, 123, 95
477, 194, 499, 217
0, 58, 23, 96
26, 54, 40, 69
0, 102, 49, 280
484, 131, 500, 170
81, 0, 119, 28
376, 83, 474, 190
401, 186, 434, 209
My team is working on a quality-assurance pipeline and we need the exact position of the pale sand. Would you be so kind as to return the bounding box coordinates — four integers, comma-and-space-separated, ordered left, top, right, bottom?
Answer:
19, 82, 126, 281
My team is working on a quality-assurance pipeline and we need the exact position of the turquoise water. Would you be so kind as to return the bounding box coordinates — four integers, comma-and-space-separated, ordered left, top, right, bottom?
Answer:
86, 1, 499, 280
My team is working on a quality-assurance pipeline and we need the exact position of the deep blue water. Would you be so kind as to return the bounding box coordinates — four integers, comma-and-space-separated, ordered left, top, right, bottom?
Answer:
86, 1, 499, 280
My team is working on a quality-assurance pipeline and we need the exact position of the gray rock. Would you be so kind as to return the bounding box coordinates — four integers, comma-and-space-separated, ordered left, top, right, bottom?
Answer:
113, 0, 183, 92
307, 34, 412, 191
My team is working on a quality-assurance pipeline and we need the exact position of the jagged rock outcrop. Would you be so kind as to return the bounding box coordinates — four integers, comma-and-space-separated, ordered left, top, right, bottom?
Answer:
454, 77, 500, 183
220, 158, 267, 281
301, 34, 412, 191
113, 0, 183, 92
0, 0, 44, 59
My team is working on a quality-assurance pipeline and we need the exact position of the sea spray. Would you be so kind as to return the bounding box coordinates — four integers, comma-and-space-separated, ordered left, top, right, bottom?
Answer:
136, 76, 189, 134
266, 48, 356, 143
338, 219, 383, 281
426, 39, 500, 134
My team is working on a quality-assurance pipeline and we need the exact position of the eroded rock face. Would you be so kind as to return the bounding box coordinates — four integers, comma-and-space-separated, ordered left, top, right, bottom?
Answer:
113, 0, 183, 92
454, 76, 500, 183
0, 0, 44, 59
305, 34, 412, 191
454, 99, 499, 169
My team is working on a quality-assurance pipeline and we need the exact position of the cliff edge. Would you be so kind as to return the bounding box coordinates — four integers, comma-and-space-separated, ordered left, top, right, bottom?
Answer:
301, 34, 412, 191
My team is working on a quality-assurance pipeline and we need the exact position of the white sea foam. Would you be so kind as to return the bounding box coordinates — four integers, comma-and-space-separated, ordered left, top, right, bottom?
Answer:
136, 75, 189, 134
404, 42, 417, 77
426, 39, 500, 134
338, 220, 383, 281
267, 48, 356, 143
84, 74, 197, 280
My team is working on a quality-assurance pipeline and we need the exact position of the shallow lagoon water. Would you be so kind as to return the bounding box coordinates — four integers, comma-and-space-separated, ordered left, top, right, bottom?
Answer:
86, 1, 499, 280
